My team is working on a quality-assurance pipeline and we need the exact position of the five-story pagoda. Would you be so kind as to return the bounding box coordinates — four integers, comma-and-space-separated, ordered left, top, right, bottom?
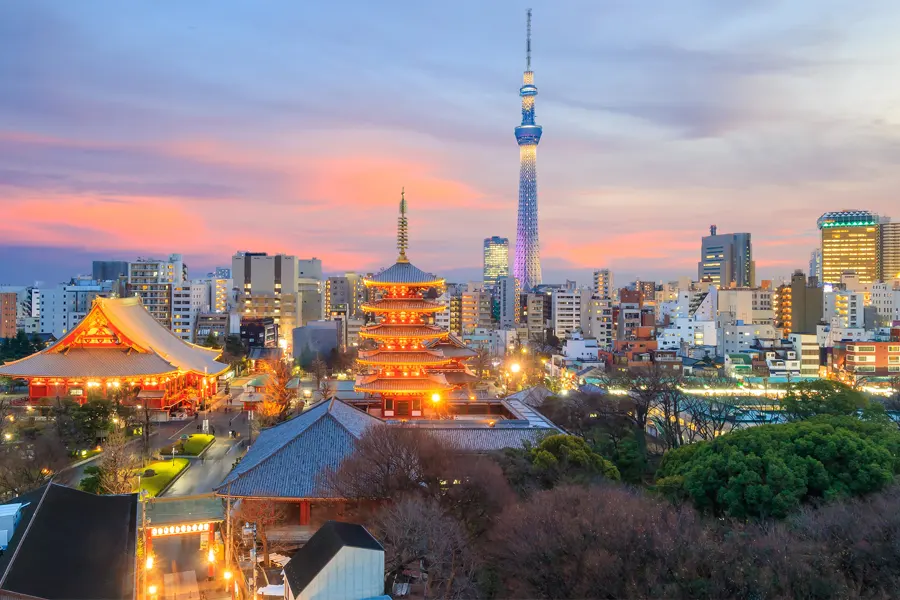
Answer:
355, 191, 455, 418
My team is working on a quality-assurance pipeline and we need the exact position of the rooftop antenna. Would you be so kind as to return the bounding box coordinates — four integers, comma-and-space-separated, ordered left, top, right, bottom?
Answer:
526, 8, 532, 71
397, 187, 409, 263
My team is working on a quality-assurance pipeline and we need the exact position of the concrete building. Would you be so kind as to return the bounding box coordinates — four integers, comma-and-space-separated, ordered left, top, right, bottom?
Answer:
195, 313, 233, 342
483, 236, 510, 288
560, 330, 600, 361
0, 292, 16, 338
698, 226, 755, 287
774, 270, 823, 335
497, 275, 520, 328
881, 221, 900, 283
192, 276, 234, 314
658, 317, 716, 351
809, 249, 823, 284
91, 260, 129, 282
818, 210, 882, 285
833, 341, 900, 378
461, 283, 493, 333
297, 258, 324, 324
717, 321, 777, 355
871, 281, 900, 326
521, 293, 547, 343
171, 282, 209, 342
592, 269, 614, 299
789, 333, 821, 379
126, 254, 186, 328
716, 287, 775, 325
824, 291, 866, 329
551, 288, 584, 338
581, 294, 613, 349
325, 273, 365, 319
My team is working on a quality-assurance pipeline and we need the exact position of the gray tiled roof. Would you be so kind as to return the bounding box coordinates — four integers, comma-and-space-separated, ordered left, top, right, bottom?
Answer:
365, 261, 442, 285
427, 427, 554, 451
0, 348, 177, 378
215, 399, 382, 499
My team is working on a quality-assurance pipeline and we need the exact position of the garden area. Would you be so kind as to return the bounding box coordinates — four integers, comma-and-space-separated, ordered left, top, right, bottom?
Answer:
159, 433, 214, 456
135, 458, 190, 497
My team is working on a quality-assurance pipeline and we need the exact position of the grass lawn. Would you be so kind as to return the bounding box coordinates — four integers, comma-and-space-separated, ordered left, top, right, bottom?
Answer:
135, 458, 190, 497
158, 434, 215, 456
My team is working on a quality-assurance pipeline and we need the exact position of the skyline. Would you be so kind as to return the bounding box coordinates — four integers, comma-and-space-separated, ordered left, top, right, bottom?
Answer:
2, 1, 900, 285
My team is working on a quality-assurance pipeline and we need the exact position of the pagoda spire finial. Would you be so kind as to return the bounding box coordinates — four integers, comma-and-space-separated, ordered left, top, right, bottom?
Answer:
397, 187, 409, 263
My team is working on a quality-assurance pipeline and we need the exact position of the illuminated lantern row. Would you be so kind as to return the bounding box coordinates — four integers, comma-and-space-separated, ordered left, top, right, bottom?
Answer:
150, 522, 211, 536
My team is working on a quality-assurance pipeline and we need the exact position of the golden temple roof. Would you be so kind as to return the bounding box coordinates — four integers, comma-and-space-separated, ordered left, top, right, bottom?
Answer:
357, 350, 453, 366
359, 324, 445, 340
364, 262, 444, 287
354, 374, 454, 394
360, 298, 445, 313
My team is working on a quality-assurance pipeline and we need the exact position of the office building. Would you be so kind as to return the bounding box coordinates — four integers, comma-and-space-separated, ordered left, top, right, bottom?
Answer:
716, 288, 775, 325
698, 226, 755, 287
882, 221, 900, 282
581, 294, 613, 349
214, 267, 232, 279
823, 291, 866, 329
521, 293, 548, 342
171, 282, 209, 342
809, 249, 823, 284
497, 275, 520, 328
91, 260, 129, 282
195, 312, 234, 342
461, 283, 493, 333
483, 237, 510, 288
592, 269, 614, 299
126, 254, 186, 328
871, 281, 900, 325
774, 270, 823, 335
297, 258, 324, 324
551, 288, 584, 338
325, 273, 366, 319
818, 210, 882, 284
38, 280, 113, 338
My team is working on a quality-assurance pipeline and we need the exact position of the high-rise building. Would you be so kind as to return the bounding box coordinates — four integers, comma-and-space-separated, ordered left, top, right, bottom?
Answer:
818, 210, 882, 284
698, 226, 755, 288
91, 260, 129, 282
773, 270, 823, 335
172, 283, 209, 342
461, 283, 493, 333
0, 292, 17, 338
881, 221, 900, 282
809, 249, 823, 284
232, 252, 302, 336
521, 293, 548, 343
551, 288, 584, 338
126, 254, 186, 328
483, 237, 510, 288
823, 290, 866, 329
297, 259, 324, 324
581, 293, 613, 349
497, 275, 520, 328
592, 269, 614, 299
325, 273, 366, 319
513, 9, 542, 291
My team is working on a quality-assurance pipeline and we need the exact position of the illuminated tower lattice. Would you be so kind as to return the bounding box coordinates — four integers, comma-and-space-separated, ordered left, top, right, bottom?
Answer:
513, 8, 543, 291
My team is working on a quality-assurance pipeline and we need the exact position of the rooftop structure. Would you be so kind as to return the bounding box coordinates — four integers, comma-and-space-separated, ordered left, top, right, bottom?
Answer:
0, 297, 227, 412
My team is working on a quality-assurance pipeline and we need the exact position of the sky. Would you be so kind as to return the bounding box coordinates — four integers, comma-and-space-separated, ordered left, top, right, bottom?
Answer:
2, 0, 900, 286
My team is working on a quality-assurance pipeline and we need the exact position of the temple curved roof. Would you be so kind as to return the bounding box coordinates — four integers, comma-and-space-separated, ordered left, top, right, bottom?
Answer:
357, 350, 452, 366
0, 297, 228, 378
354, 374, 454, 394
364, 261, 444, 287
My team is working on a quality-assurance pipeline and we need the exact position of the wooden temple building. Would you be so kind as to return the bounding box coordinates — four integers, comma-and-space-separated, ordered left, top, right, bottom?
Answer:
353, 191, 478, 418
0, 297, 228, 413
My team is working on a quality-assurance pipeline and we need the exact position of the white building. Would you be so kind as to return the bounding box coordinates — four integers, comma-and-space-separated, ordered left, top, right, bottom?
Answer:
172, 283, 209, 342
788, 333, 820, 378
823, 291, 866, 329
717, 321, 777, 355
592, 269, 614, 299
552, 289, 584, 338
38, 280, 113, 338
561, 330, 600, 361
717, 288, 774, 325
816, 324, 873, 348
871, 281, 900, 325
497, 276, 520, 329
581, 294, 613, 349
127, 254, 185, 328
658, 317, 717, 351
461, 282, 493, 333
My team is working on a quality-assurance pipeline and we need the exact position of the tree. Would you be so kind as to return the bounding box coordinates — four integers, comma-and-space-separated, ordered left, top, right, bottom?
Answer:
258, 359, 294, 425
680, 395, 740, 442
656, 416, 900, 518
526, 434, 620, 488
599, 362, 681, 452
468, 349, 491, 380
73, 399, 113, 446
781, 380, 870, 421
373, 497, 479, 599
0, 429, 68, 501
98, 427, 138, 495
201, 332, 221, 349
235, 498, 287, 568
310, 354, 327, 391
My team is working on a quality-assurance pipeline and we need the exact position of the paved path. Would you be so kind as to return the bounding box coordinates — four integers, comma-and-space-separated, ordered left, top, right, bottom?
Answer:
161, 438, 244, 497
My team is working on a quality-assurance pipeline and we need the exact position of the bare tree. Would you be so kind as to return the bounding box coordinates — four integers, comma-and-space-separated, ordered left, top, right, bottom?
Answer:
681, 395, 740, 442
98, 427, 138, 494
0, 429, 68, 500
650, 382, 687, 450
310, 354, 327, 390
372, 497, 479, 599
235, 498, 287, 568
467, 348, 491, 380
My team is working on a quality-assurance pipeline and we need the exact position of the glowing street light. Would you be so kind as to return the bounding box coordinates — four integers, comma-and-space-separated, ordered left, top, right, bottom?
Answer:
208, 549, 216, 564
521, 347, 528, 354
148, 585, 158, 595
145, 556, 154, 570
510, 363, 521, 374
223, 571, 233, 581
3, 433, 11, 441
431, 393, 441, 403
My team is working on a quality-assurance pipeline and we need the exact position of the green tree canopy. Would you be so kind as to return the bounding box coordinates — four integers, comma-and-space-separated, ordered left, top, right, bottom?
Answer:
526, 434, 620, 489
781, 380, 872, 421
656, 417, 900, 519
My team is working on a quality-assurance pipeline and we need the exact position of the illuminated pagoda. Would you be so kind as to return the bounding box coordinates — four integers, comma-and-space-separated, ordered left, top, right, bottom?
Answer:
0, 297, 227, 412
354, 191, 477, 418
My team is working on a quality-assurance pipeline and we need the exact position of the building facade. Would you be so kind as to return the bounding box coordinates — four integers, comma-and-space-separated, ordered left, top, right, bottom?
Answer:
126, 254, 186, 328
171, 283, 209, 342
697, 226, 755, 288
483, 237, 510, 288
325, 273, 365, 319
91, 260, 129, 282
461, 284, 493, 333
818, 210, 882, 284
774, 270, 823, 335
497, 275, 520, 328
551, 289, 583, 338
882, 221, 900, 283
0, 292, 17, 338
592, 269, 614, 299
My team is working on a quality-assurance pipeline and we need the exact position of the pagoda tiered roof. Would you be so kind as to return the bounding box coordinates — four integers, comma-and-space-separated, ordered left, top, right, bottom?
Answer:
357, 350, 453, 366
360, 298, 444, 313
364, 262, 444, 287
423, 334, 479, 359
355, 374, 454, 394
358, 324, 445, 340
0, 297, 228, 379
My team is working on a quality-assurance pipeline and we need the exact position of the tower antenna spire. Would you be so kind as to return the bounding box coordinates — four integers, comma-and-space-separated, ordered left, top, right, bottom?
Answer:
526, 8, 532, 71
397, 187, 409, 263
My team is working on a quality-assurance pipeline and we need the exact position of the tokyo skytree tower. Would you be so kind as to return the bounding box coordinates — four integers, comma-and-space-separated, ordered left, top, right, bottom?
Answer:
513, 8, 543, 291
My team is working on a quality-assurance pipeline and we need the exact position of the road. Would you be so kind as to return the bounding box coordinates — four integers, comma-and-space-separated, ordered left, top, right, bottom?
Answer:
55, 401, 250, 494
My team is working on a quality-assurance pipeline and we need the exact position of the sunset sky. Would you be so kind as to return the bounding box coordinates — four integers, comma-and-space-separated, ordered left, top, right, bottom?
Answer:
2, 1, 900, 286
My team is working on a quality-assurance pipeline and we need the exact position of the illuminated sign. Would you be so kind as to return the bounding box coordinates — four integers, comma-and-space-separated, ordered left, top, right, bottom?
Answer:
150, 522, 211, 536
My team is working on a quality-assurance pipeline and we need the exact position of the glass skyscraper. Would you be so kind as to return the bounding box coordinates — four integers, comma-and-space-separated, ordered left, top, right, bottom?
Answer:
483, 236, 510, 288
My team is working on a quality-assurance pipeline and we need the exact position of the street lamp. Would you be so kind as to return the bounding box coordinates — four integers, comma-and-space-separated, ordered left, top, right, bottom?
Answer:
431, 393, 441, 403
148, 585, 158, 596
510, 363, 521, 374
146, 556, 154, 570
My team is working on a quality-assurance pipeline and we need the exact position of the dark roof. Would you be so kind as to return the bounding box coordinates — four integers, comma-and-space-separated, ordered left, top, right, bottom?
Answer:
248, 347, 283, 361
365, 261, 442, 285
0, 483, 138, 600
216, 400, 382, 499
283, 521, 382, 597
